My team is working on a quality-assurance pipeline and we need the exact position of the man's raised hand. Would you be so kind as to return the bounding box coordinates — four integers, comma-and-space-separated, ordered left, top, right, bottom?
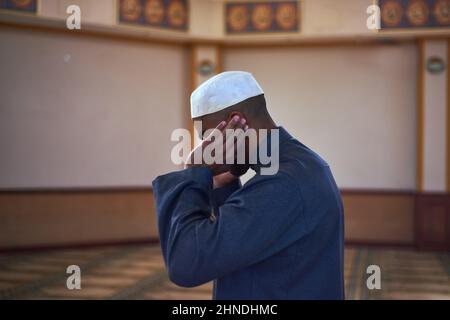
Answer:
185, 115, 248, 176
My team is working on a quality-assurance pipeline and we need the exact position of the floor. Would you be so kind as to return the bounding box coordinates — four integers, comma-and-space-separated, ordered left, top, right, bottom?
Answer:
0, 245, 448, 300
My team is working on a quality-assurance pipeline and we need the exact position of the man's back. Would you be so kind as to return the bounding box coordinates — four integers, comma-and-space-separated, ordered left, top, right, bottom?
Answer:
213, 127, 345, 299
152, 127, 344, 300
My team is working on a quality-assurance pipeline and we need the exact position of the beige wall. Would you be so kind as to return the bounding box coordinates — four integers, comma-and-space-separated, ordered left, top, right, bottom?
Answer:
302, 0, 373, 36
0, 26, 189, 189
190, 0, 223, 38
224, 43, 418, 190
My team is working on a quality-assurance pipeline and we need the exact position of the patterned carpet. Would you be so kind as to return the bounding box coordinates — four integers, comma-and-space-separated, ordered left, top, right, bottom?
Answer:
0, 245, 448, 300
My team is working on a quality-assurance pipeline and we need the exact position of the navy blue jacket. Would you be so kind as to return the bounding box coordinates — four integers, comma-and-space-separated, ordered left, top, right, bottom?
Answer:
152, 127, 345, 299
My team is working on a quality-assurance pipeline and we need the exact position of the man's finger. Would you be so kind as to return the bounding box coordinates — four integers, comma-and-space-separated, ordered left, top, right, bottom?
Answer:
224, 127, 249, 164
202, 120, 227, 147
224, 115, 241, 131
236, 117, 247, 130
223, 117, 247, 147
203, 117, 248, 165
216, 120, 227, 130
207, 120, 227, 139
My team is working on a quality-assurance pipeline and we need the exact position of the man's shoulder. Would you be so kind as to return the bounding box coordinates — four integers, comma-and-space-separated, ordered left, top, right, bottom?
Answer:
280, 138, 329, 174
244, 166, 299, 192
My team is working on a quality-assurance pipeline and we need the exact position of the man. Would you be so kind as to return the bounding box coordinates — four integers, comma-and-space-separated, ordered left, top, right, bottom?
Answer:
152, 71, 345, 299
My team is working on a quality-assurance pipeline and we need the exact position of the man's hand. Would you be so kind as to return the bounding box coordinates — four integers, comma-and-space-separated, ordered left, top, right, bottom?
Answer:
185, 115, 248, 176
213, 171, 238, 189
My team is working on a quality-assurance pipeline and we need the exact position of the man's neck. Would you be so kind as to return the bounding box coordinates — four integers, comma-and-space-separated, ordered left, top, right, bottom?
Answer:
251, 118, 277, 138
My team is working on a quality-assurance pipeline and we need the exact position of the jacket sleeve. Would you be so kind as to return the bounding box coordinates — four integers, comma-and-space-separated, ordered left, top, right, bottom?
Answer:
210, 178, 241, 216
152, 167, 304, 287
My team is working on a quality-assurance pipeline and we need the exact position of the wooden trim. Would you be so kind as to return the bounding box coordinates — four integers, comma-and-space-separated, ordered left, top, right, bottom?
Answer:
190, 45, 198, 92
0, 11, 217, 46
345, 240, 414, 249
0, 187, 153, 193
342, 189, 449, 197
340, 189, 415, 197
36, 0, 41, 15
0, 187, 424, 196
417, 39, 425, 192
0, 189, 446, 252
189, 45, 197, 147
0, 188, 442, 196
215, 45, 223, 74
0, 237, 160, 255
223, 38, 416, 49
447, 39, 450, 192
2, 13, 445, 48
0, 238, 415, 254
415, 193, 421, 250
415, 193, 450, 251
0, 19, 191, 48
0, 189, 159, 252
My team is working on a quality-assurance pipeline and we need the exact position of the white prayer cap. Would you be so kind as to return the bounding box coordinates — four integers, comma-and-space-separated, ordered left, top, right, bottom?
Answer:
190, 71, 264, 118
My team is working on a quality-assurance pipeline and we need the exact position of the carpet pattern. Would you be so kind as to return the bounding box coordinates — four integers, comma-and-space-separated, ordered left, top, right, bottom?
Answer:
0, 245, 448, 300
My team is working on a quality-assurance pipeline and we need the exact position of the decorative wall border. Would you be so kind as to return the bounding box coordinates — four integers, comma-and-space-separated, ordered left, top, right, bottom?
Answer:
117, 0, 188, 31
0, 0, 37, 14
379, 0, 450, 30
225, 1, 300, 34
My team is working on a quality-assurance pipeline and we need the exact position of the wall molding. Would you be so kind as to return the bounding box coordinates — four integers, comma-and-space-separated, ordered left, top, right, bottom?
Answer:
0, 188, 159, 251
0, 237, 159, 255
340, 189, 416, 196
4, 187, 447, 196
417, 39, 425, 191
1, 11, 448, 48
345, 240, 414, 249
447, 39, 450, 192
1, 188, 448, 252
0, 186, 153, 193
415, 193, 450, 251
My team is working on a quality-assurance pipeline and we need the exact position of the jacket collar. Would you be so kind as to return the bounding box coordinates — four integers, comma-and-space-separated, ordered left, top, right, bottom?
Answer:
250, 126, 292, 174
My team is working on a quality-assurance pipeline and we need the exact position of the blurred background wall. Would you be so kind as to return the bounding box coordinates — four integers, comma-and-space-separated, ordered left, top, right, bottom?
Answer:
0, 0, 449, 251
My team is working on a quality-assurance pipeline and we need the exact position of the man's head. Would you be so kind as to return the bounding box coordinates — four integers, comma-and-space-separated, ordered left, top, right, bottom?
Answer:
194, 94, 271, 137
190, 71, 274, 137
189, 71, 279, 176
